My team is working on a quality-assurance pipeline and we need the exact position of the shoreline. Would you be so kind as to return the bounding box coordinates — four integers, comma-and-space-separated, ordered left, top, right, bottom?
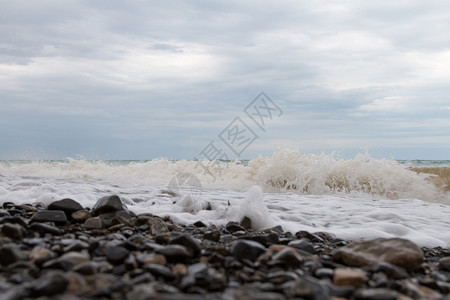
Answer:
1, 195, 449, 299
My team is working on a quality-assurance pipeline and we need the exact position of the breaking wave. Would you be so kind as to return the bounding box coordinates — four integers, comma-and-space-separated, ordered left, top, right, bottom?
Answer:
0, 148, 448, 203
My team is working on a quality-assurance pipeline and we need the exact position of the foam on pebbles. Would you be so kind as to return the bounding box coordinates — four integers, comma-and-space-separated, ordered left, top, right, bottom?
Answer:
0, 194, 449, 299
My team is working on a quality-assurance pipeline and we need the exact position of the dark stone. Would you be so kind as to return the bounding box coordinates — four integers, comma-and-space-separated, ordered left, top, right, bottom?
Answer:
263, 225, 284, 234
286, 275, 331, 299
193, 220, 206, 227
155, 245, 192, 262
240, 233, 279, 246
240, 216, 252, 229
106, 246, 130, 264
48, 198, 83, 219
98, 212, 121, 228
30, 210, 67, 226
295, 231, 326, 243
370, 272, 389, 288
226, 221, 246, 233
72, 261, 98, 275
64, 240, 90, 252
41, 258, 74, 271
144, 264, 175, 280
0, 244, 26, 266
29, 222, 63, 236
288, 238, 316, 254
29, 271, 69, 297
0, 216, 29, 228
180, 263, 209, 289
232, 240, 266, 262
169, 233, 201, 257
2, 202, 15, 209
329, 282, 355, 298
129, 272, 156, 285
272, 247, 303, 267
0, 287, 29, 300
267, 270, 299, 284
354, 288, 397, 300
7, 260, 40, 278
203, 231, 220, 242
1, 223, 26, 240
92, 195, 128, 216
365, 262, 409, 279
208, 252, 226, 264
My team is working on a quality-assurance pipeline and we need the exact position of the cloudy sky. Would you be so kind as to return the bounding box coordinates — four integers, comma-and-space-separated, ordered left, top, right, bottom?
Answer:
1, 0, 449, 160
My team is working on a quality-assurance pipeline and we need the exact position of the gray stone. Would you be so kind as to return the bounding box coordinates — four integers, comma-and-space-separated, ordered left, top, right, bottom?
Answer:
314, 268, 334, 279
144, 264, 175, 280
29, 222, 63, 236
286, 276, 331, 299
271, 247, 303, 267
169, 233, 201, 257
354, 288, 397, 300
64, 240, 90, 252
92, 195, 128, 216
147, 217, 169, 235
106, 246, 130, 264
401, 280, 443, 299
60, 251, 90, 266
439, 256, 450, 271
232, 240, 266, 262
155, 244, 192, 262
72, 261, 98, 275
83, 217, 103, 229
365, 262, 409, 279
288, 238, 316, 254
0, 209, 11, 217
71, 210, 92, 223
203, 230, 220, 242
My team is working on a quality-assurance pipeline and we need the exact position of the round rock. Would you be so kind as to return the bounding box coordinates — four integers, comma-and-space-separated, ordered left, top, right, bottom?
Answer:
92, 195, 128, 216
333, 238, 423, 271
232, 240, 266, 262
106, 246, 130, 264
48, 198, 83, 219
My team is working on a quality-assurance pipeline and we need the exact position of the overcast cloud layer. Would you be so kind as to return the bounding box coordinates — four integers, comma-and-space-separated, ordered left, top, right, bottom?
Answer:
1, 0, 449, 160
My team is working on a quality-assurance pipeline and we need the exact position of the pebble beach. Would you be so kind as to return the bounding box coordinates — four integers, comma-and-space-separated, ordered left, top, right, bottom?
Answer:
1, 195, 449, 300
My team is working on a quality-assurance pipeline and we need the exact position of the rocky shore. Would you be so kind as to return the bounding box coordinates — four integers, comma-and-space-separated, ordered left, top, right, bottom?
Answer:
0, 195, 449, 300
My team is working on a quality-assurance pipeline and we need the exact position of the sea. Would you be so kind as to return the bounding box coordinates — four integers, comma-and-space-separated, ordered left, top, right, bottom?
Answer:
1, 148, 449, 248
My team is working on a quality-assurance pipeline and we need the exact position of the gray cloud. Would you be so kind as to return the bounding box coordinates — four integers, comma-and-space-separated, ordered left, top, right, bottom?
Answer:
0, 0, 449, 160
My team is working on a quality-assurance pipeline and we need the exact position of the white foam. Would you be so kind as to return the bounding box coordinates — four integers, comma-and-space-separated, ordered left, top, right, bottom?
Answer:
0, 149, 449, 247
0, 148, 447, 203
230, 186, 275, 230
